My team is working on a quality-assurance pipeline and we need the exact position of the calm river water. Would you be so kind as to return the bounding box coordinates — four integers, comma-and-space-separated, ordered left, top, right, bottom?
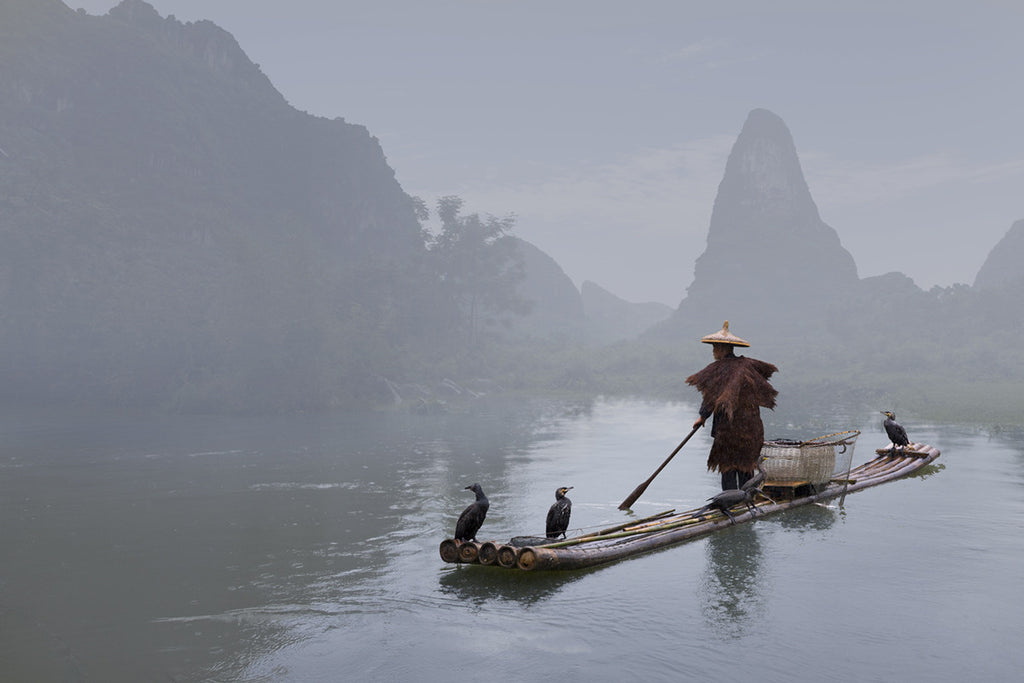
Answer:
1, 397, 1022, 682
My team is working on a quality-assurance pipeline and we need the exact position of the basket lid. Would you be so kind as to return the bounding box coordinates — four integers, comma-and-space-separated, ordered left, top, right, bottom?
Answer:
701, 320, 750, 347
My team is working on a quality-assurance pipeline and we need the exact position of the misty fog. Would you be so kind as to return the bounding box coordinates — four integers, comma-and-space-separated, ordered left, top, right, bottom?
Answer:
71, 0, 1024, 305
4, 4, 1024, 682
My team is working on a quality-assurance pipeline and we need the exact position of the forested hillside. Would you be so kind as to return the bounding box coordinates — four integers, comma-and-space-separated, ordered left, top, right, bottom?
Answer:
0, 0, 488, 411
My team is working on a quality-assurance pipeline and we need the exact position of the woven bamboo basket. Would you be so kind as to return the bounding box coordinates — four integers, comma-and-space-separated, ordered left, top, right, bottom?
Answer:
760, 431, 860, 485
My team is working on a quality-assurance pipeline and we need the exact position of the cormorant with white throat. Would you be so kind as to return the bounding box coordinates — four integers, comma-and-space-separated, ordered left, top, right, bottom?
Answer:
546, 486, 573, 539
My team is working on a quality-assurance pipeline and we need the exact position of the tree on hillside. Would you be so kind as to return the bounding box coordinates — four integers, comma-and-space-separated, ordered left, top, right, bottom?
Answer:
425, 196, 528, 347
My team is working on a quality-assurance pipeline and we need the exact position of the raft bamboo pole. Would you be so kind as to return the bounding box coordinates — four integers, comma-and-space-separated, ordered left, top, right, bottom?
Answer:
512, 448, 940, 571
507, 509, 678, 551
852, 457, 904, 479
477, 541, 499, 565
438, 448, 940, 570
588, 509, 678, 538
451, 453, 907, 567
864, 454, 923, 478
542, 508, 725, 549
496, 544, 519, 568
457, 542, 480, 563
439, 539, 459, 563
875, 442, 934, 457
443, 512, 711, 565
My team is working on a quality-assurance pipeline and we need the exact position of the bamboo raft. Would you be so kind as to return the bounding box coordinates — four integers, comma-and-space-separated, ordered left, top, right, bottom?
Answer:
439, 442, 940, 572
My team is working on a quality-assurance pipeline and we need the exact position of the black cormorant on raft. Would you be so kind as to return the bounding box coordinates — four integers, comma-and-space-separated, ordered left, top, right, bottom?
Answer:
699, 486, 758, 524
881, 411, 909, 455
741, 454, 768, 493
454, 483, 489, 542
441, 443, 940, 572
546, 486, 573, 539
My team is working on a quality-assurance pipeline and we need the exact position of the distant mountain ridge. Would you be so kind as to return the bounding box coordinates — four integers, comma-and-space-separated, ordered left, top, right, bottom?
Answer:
0, 0, 664, 412
642, 107, 1024, 421
502, 235, 585, 341
581, 281, 672, 344
3, 1, 1022, 420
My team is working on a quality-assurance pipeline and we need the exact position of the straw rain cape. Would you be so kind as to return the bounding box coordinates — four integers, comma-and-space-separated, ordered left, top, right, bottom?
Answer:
686, 355, 778, 474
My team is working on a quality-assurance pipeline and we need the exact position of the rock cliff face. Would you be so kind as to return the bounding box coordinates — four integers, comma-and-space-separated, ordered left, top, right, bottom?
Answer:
670, 109, 859, 343
974, 219, 1024, 290
0, 0, 429, 410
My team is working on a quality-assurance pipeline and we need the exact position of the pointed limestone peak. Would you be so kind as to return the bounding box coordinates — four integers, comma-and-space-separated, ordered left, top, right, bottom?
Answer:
677, 109, 859, 337
974, 219, 1024, 290
712, 108, 818, 227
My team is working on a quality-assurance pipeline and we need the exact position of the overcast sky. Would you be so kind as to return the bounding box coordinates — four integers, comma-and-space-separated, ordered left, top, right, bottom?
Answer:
73, 1, 1024, 305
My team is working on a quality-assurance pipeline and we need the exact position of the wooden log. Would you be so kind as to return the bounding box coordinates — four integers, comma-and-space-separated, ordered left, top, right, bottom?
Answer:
442, 447, 941, 570
516, 547, 540, 571
439, 539, 460, 564
875, 443, 930, 458
496, 544, 520, 568
533, 509, 676, 550
590, 509, 676, 537
544, 513, 710, 548
477, 541, 499, 565
519, 515, 738, 571
510, 447, 940, 571
866, 455, 919, 478
457, 541, 480, 564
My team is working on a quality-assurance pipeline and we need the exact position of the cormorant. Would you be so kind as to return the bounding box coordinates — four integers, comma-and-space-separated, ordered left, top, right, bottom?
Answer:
701, 487, 758, 524
740, 455, 767, 492
454, 483, 489, 542
545, 486, 573, 539
881, 411, 909, 455
738, 454, 777, 504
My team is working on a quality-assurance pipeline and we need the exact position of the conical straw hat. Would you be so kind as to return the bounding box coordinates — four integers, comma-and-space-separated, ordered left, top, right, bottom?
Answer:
700, 320, 750, 347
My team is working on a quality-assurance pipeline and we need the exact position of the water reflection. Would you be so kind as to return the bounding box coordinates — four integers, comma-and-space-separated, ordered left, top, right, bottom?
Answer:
437, 565, 588, 607
10, 402, 1016, 682
772, 502, 838, 532
907, 462, 946, 481
699, 525, 764, 637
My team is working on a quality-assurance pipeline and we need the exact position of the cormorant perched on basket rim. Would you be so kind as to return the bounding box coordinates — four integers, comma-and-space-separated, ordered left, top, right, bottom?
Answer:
454, 483, 489, 542
881, 411, 909, 455
546, 486, 573, 539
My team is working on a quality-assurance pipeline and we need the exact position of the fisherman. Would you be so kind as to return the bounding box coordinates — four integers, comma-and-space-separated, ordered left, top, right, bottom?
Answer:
687, 321, 778, 490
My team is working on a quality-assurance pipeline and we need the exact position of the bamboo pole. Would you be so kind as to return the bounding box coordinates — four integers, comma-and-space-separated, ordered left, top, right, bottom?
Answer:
508, 448, 940, 571
439, 539, 459, 564
534, 509, 677, 549
496, 544, 519, 568
457, 541, 480, 564
441, 447, 940, 570
477, 541, 499, 565
593, 509, 677, 535
539, 511, 721, 548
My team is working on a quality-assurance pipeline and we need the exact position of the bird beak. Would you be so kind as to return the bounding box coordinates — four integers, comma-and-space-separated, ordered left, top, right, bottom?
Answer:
566, 486, 574, 491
